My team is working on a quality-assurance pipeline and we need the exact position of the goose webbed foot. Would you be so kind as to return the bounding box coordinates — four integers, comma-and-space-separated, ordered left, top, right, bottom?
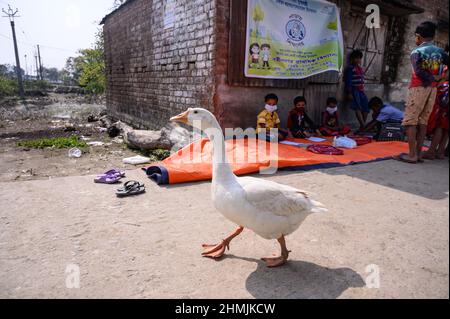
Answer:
201, 240, 229, 258
261, 255, 288, 267
201, 226, 244, 259
262, 235, 290, 268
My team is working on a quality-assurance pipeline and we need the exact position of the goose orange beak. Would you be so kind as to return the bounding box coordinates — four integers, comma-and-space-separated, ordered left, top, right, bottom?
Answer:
170, 110, 190, 124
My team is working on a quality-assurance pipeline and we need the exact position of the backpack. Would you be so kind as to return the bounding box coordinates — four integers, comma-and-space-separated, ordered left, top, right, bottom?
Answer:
376, 122, 405, 142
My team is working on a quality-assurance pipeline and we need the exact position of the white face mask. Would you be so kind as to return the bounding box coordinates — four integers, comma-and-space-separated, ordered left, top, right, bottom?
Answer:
326, 106, 338, 114
265, 104, 278, 113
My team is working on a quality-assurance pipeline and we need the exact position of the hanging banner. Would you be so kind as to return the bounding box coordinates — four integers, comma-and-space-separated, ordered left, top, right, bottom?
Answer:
244, 0, 344, 79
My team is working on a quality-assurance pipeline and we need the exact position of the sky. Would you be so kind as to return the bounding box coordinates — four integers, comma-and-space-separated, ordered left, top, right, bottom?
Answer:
0, 0, 115, 73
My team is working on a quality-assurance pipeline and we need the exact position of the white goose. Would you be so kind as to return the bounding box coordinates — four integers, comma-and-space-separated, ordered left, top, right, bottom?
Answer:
171, 108, 327, 267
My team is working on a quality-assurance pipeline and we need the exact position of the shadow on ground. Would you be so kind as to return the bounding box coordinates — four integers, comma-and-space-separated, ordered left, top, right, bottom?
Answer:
321, 160, 449, 200
277, 159, 449, 200
151, 158, 449, 200
227, 255, 365, 299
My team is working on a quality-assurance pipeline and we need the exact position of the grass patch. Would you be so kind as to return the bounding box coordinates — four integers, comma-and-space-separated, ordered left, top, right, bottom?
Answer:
141, 148, 171, 162
18, 135, 87, 149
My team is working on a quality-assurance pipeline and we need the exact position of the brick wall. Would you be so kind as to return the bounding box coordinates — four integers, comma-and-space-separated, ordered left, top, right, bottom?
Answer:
103, 0, 216, 129
103, 0, 448, 130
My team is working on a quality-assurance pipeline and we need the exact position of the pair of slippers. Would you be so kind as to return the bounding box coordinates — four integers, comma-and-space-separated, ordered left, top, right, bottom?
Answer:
116, 180, 146, 197
94, 169, 145, 197
94, 169, 126, 184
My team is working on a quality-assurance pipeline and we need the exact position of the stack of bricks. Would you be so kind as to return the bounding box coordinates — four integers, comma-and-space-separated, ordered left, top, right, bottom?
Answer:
103, 0, 216, 129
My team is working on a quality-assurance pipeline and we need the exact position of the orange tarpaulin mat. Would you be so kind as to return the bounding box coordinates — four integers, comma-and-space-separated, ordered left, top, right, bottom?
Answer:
143, 138, 410, 185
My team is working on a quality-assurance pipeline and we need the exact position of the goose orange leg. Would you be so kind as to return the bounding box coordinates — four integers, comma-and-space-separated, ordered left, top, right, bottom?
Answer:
261, 235, 290, 268
202, 226, 244, 259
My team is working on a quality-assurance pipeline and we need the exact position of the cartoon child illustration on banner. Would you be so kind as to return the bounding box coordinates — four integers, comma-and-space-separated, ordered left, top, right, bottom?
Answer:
249, 43, 261, 69
261, 44, 271, 69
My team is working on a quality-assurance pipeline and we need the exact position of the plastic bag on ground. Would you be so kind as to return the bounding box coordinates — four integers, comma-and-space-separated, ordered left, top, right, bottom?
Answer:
123, 155, 151, 165
333, 136, 357, 149
68, 148, 82, 158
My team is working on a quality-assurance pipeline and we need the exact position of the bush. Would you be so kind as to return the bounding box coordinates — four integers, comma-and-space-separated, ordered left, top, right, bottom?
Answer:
24, 80, 52, 91
0, 75, 18, 97
147, 149, 171, 162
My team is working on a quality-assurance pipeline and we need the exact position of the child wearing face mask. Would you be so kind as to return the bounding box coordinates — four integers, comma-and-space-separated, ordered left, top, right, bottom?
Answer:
319, 97, 352, 136
287, 96, 322, 138
256, 93, 289, 142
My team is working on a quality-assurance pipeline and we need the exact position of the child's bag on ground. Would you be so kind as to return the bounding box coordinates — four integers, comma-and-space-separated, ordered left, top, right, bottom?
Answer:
376, 122, 405, 141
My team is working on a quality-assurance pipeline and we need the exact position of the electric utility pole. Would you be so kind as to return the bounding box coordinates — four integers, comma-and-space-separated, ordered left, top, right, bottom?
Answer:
37, 44, 43, 80
2, 5, 24, 98
24, 54, 28, 80
34, 54, 39, 79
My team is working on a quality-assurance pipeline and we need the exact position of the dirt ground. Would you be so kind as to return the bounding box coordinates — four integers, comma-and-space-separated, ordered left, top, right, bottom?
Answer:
0, 94, 448, 299
0, 161, 448, 299
0, 93, 141, 183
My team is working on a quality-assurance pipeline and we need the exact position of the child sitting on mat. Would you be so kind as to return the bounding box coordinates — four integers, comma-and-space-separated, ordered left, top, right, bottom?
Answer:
287, 96, 322, 138
319, 97, 351, 136
256, 93, 289, 142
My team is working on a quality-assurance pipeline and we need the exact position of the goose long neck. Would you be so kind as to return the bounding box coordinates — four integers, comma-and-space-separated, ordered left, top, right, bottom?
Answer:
204, 118, 236, 183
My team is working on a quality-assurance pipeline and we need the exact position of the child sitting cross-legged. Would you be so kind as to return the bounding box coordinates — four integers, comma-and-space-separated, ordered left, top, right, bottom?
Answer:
287, 96, 322, 138
256, 93, 289, 142
319, 97, 351, 136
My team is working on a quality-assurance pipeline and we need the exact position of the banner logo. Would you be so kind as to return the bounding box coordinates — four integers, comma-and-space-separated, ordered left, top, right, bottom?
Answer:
286, 18, 306, 43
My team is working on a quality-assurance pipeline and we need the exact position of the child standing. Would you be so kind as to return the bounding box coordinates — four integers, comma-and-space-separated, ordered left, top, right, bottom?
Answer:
256, 93, 288, 142
423, 64, 449, 160
287, 96, 322, 138
396, 21, 449, 164
345, 50, 369, 131
319, 97, 351, 136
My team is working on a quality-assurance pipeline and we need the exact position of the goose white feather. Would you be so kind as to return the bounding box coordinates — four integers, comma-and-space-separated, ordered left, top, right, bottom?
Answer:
170, 108, 327, 266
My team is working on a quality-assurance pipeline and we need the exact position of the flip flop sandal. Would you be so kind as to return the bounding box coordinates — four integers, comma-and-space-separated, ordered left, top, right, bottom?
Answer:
94, 169, 125, 184
116, 180, 146, 197
394, 153, 417, 164
104, 169, 126, 177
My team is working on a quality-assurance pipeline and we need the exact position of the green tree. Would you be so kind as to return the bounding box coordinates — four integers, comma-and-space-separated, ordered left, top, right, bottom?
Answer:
76, 48, 106, 94
252, 4, 265, 38
65, 29, 106, 94
0, 64, 9, 77
62, 57, 80, 85
43, 67, 60, 83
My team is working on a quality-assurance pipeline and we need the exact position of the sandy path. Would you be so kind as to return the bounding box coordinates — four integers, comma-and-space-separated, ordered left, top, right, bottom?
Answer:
0, 159, 448, 298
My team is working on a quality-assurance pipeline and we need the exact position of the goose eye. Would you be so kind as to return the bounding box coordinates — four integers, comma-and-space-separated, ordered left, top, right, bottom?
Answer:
194, 111, 198, 114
